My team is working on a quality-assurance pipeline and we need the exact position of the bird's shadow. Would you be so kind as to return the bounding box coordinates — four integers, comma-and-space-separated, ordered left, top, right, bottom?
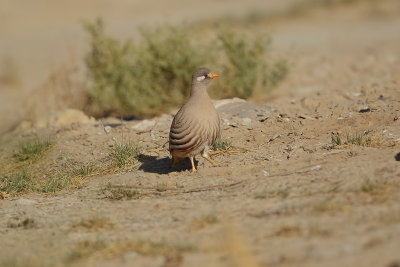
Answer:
138, 154, 196, 174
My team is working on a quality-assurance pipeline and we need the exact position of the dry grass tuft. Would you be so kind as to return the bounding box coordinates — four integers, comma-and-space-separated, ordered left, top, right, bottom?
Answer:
254, 187, 290, 199
312, 198, 348, 213
65, 240, 107, 263
192, 213, 219, 230
273, 225, 302, 237
212, 136, 232, 151
331, 131, 384, 148
72, 215, 114, 231
64, 239, 193, 265
101, 184, 141, 200
13, 138, 54, 162
0, 170, 35, 195
109, 138, 141, 168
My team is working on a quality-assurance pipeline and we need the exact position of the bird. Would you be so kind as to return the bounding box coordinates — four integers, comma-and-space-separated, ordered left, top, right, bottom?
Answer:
169, 67, 220, 172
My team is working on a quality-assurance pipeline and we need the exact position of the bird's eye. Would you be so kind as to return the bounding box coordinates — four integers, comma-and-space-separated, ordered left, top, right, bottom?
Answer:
197, 75, 206, 82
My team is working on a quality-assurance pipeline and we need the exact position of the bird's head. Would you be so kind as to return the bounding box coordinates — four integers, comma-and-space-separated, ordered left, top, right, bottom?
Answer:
192, 67, 219, 86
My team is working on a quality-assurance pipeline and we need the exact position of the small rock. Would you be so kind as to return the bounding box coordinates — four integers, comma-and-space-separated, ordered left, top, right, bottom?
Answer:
222, 118, 231, 127
310, 165, 321, 171
257, 114, 270, 122
104, 126, 112, 134
131, 119, 156, 132
213, 97, 246, 109
150, 130, 156, 140
298, 115, 316, 120
359, 107, 371, 113
240, 118, 252, 126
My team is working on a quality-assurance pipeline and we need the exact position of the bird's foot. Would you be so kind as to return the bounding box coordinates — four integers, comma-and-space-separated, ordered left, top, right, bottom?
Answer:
190, 157, 197, 172
202, 155, 218, 166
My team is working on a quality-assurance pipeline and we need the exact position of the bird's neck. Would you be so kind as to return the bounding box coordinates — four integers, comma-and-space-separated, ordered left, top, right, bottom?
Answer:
190, 83, 210, 99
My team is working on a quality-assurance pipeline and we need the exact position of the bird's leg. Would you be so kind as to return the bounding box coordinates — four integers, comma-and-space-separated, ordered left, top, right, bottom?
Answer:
202, 149, 217, 166
190, 157, 197, 172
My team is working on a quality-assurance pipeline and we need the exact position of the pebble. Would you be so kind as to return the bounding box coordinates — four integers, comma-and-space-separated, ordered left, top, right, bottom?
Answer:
240, 118, 252, 126
132, 119, 156, 132
310, 165, 321, 171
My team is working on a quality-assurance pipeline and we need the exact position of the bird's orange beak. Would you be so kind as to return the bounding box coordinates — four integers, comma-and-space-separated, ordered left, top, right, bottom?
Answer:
210, 73, 219, 79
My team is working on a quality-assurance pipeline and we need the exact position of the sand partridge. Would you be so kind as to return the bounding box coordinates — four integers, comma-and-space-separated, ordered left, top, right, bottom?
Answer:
169, 67, 220, 172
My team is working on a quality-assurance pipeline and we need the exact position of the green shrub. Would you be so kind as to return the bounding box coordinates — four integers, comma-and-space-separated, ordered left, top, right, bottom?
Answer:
215, 29, 287, 99
84, 19, 203, 117
84, 19, 288, 117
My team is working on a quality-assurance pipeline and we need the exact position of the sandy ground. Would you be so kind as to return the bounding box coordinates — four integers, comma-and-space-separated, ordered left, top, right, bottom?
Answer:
1, 1, 400, 266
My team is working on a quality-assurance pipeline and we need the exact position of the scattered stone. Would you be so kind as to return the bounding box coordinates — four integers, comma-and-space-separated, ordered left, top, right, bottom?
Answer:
213, 97, 246, 109
310, 165, 321, 171
257, 114, 270, 122
359, 107, 371, 113
104, 126, 112, 134
131, 119, 156, 132
240, 118, 252, 126
269, 134, 281, 142
150, 130, 156, 140
298, 114, 316, 120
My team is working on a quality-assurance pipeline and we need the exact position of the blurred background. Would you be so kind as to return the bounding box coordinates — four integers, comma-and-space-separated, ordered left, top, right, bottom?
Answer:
1, 0, 399, 135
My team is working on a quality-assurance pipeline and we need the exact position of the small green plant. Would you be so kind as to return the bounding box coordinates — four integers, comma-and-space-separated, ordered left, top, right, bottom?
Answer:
13, 138, 53, 162
331, 132, 373, 146
0, 170, 35, 195
101, 184, 140, 200
212, 136, 232, 151
0, 170, 78, 196
109, 139, 140, 168
40, 174, 74, 193
277, 187, 290, 199
74, 164, 94, 176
